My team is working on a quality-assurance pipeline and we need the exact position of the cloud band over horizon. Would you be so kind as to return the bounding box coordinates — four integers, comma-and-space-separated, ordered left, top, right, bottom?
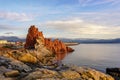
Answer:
0, 0, 120, 39
42, 18, 120, 39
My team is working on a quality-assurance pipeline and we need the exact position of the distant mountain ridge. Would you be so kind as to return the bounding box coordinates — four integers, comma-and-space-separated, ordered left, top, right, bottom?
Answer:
0, 36, 120, 43
58, 38, 120, 43
0, 36, 25, 42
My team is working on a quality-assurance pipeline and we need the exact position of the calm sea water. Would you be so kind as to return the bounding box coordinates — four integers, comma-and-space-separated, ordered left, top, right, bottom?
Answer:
63, 44, 120, 72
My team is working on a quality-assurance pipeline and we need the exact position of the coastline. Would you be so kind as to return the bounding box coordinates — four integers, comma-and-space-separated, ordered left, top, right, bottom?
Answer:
0, 56, 114, 80
64, 42, 79, 46
0, 26, 115, 80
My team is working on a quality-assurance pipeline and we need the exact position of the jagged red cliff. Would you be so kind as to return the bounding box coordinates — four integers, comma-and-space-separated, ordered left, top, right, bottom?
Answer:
24, 25, 44, 49
24, 25, 74, 55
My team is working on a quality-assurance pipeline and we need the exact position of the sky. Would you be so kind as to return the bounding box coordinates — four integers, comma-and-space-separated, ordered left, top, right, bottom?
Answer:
0, 0, 120, 39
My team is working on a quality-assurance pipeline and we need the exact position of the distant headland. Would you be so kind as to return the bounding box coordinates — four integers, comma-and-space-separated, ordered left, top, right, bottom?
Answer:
0, 36, 120, 44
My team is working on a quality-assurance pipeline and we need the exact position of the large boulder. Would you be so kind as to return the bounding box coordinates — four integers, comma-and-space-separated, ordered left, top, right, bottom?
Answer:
18, 53, 37, 63
8, 50, 37, 64
0, 56, 32, 72
9, 60, 32, 72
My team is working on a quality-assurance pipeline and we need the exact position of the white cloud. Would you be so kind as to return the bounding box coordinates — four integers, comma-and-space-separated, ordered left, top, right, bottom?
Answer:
0, 12, 34, 21
42, 18, 120, 39
78, 0, 120, 6
0, 24, 23, 30
73, 12, 120, 27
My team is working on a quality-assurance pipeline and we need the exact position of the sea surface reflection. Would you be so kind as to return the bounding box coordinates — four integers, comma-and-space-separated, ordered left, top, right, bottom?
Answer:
63, 44, 120, 72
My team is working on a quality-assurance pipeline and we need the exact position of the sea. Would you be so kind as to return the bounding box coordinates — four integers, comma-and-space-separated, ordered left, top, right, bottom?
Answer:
63, 44, 120, 72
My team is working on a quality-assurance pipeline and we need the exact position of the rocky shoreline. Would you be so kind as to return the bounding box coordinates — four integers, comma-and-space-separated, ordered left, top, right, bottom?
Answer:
0, 25, 115, 80
0, 56, 114, 80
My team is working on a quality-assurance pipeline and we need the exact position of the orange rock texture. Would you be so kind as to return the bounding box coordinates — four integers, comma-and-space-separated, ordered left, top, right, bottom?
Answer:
24, 25, 44, 49
24, 25, 74, 57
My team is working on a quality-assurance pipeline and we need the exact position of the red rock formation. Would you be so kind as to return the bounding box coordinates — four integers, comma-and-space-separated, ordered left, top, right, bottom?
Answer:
44, 38, 53, 51
25, 25, 74, 60
24, 25, 44, 49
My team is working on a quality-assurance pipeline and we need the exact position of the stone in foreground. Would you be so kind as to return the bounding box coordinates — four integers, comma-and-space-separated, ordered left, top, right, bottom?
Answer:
4, 70, 19, 77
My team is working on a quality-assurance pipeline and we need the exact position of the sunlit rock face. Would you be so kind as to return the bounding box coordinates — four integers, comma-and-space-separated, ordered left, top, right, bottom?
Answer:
24, 25, 74, 60
45, 38, 74, 55
24, 25, 44, 49
45, 38, 68, 60
45, 39, 67, 53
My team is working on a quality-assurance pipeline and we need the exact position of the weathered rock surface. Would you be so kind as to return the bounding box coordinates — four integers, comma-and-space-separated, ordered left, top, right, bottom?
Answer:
22, 66, 114, 80
18, 53, 37, 63
22, 68, 59, 80
60, 70, 80, 79
4, 50, 37, 64
9, 60, 32, 72
4, 70, 19, 77
24, 25, 44, 49
45, 38, 74, 55
24, 25, 74, 61
70, 66, 114, 80
0, 56, 114, 80
0, 66, 11, 74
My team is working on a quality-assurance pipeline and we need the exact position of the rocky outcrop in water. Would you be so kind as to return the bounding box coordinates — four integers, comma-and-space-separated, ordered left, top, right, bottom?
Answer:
44, 38, 73, 60
24, 25, 74, 55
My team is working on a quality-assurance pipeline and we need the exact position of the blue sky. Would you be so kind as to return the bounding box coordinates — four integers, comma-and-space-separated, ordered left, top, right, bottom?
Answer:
0, 0, 120, 39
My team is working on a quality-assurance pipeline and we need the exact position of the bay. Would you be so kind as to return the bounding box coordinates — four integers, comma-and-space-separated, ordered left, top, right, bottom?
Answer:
63, 44, 120, 72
